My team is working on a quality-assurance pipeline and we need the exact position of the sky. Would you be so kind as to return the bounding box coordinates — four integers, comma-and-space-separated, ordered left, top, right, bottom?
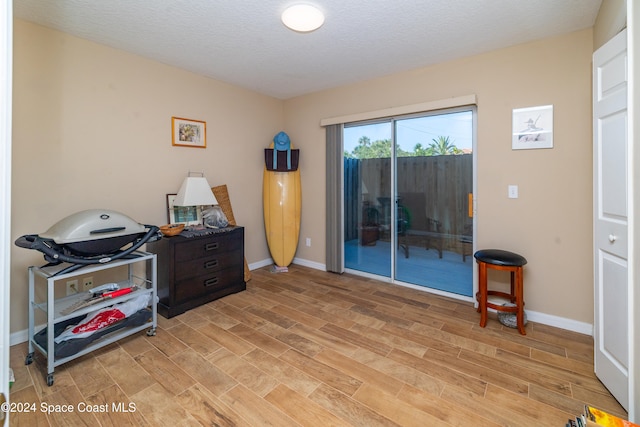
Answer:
343, 110, 473, 154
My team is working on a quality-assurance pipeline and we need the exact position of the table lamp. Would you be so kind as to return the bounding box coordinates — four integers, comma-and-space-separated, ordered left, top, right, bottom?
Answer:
174, 172, 218, 229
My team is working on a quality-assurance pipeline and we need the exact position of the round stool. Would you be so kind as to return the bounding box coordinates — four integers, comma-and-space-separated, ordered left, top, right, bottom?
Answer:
474, 249, 528, 335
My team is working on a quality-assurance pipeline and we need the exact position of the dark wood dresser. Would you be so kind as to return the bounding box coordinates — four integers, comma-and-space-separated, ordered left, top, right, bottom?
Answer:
148, 226, 245, 318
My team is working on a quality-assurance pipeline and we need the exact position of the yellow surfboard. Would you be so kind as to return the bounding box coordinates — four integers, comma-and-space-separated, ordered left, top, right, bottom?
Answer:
263, 142, 301, 267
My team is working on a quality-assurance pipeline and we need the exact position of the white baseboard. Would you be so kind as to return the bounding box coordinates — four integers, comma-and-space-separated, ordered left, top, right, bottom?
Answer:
292, 257, 326, 271
249, 257, 326, 272
248, 258, 274, 271
525, 310, 593, 336
10, 257, 592, 346
10, 328, 33, 347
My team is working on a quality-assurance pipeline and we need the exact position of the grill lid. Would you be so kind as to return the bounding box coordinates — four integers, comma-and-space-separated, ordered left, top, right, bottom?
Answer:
39, 209, 146, 244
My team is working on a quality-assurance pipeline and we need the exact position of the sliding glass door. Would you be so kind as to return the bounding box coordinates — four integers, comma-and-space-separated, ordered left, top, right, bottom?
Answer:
343, 108, 474, 296
343, 121, 392, 277
394, 110, 474, 295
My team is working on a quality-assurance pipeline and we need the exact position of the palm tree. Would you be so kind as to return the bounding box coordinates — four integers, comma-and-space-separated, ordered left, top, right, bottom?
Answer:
427, 136, 462, 155
413, 143, 430, 156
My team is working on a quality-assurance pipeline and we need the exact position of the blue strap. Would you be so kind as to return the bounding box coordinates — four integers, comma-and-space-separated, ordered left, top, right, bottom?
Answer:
273, 149, 292, 170
273, 131, 292, 170
272, 148, 291, 170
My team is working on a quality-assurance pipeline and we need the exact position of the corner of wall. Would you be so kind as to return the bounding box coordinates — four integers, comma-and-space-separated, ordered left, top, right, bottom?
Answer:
593, 0, 627, 50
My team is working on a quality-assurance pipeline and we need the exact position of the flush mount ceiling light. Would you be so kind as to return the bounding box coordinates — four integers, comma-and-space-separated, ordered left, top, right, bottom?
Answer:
281, 4, 325, 33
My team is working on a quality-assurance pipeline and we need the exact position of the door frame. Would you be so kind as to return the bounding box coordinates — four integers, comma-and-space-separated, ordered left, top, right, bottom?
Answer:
0, 0, 12, 424
631, 0, 640, 419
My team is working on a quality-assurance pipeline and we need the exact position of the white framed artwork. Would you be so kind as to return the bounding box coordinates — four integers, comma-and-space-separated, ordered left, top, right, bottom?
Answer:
512, 105, 553, 150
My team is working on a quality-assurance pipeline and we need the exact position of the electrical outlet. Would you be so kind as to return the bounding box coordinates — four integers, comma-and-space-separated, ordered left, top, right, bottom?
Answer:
82, 276, 94, 290
66, 280, 79, 295
306, 237, 311, 247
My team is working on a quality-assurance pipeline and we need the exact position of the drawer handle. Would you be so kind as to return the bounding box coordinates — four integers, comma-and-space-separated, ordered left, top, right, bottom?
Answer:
205, 242, 219, 251
204, 260, 219, 269
204, 277, 219, 287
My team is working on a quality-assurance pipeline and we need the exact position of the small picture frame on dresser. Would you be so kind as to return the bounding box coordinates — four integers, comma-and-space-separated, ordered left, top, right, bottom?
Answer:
167, 194, 201, 226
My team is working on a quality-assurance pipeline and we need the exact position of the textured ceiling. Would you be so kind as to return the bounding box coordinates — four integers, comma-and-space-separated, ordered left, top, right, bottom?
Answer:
14, 0, 603, 100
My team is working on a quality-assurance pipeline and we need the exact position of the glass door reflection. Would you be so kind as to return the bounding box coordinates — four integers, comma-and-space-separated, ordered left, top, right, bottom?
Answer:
343, 121, 392, 277
394, 111, 473, 296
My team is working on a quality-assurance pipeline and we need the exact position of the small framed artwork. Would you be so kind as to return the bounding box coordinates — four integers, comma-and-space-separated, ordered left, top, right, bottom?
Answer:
512, 105, 553, 150
172, 117, 206, 148
167, 194, 201, 225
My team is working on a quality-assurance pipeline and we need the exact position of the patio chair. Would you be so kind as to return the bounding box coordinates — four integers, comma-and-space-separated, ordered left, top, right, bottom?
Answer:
460, 222, 473, 262
397, 204, 410, 258
424, 218, 443, 258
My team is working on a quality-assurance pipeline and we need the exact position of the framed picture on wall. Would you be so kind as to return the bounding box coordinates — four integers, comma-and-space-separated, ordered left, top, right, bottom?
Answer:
172, 117, 206, 148
167, 194, 201, 225
512, 105, 553, 150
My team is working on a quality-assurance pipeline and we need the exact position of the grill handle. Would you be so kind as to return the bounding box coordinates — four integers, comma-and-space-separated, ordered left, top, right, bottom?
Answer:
90, 227, 126, 234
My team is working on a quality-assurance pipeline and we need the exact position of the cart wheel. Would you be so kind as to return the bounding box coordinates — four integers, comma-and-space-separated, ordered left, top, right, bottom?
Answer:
25, 353, 33, 365
47, 374, 54, 386
146, 328, 156, 337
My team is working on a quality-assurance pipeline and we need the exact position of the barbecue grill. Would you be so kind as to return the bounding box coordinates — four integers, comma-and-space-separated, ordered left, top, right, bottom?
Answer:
15, 209, 160, 275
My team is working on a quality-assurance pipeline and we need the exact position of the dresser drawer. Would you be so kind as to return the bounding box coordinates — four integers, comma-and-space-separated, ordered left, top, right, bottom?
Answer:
174, 266, 244, 302
175, 232, 242, 262
174, 249, 242, 281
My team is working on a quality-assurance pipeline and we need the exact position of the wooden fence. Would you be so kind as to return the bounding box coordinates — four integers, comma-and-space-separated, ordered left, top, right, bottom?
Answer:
344, 154, 473, 252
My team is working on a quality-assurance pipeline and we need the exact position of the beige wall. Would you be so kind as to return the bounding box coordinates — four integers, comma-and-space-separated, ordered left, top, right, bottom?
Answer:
11, 20, 283, 333
11, 19, 596, 333
284, 28, 595, 324
594, 0, 627, 50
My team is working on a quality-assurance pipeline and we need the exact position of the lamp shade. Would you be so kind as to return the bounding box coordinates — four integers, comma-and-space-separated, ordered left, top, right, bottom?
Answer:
173, 176, 218, 207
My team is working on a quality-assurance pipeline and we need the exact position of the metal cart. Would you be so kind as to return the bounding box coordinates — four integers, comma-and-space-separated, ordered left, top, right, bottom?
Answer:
25, 251, 157, 386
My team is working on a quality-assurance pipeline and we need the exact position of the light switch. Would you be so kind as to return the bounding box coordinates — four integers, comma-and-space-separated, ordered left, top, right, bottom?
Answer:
508, 185, 518, 199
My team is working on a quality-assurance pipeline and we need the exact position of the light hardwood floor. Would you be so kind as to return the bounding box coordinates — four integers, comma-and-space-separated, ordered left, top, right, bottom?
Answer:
9, 264, 627, 426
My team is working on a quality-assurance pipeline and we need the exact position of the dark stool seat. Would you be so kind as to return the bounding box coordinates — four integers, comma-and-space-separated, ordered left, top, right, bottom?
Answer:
474, 249, 527, 267
474, 249, 528, 335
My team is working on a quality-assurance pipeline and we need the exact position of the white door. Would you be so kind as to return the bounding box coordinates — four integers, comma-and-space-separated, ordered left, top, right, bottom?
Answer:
593, 28, 629, 411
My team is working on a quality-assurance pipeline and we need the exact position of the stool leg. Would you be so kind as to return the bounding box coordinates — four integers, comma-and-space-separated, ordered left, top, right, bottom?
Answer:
477, 262, 488, 328
509, 271, 516, 303
515, 267, 526, 335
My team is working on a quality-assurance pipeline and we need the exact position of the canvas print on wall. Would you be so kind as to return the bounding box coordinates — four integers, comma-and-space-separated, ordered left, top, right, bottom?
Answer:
512, 105, 553, 150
